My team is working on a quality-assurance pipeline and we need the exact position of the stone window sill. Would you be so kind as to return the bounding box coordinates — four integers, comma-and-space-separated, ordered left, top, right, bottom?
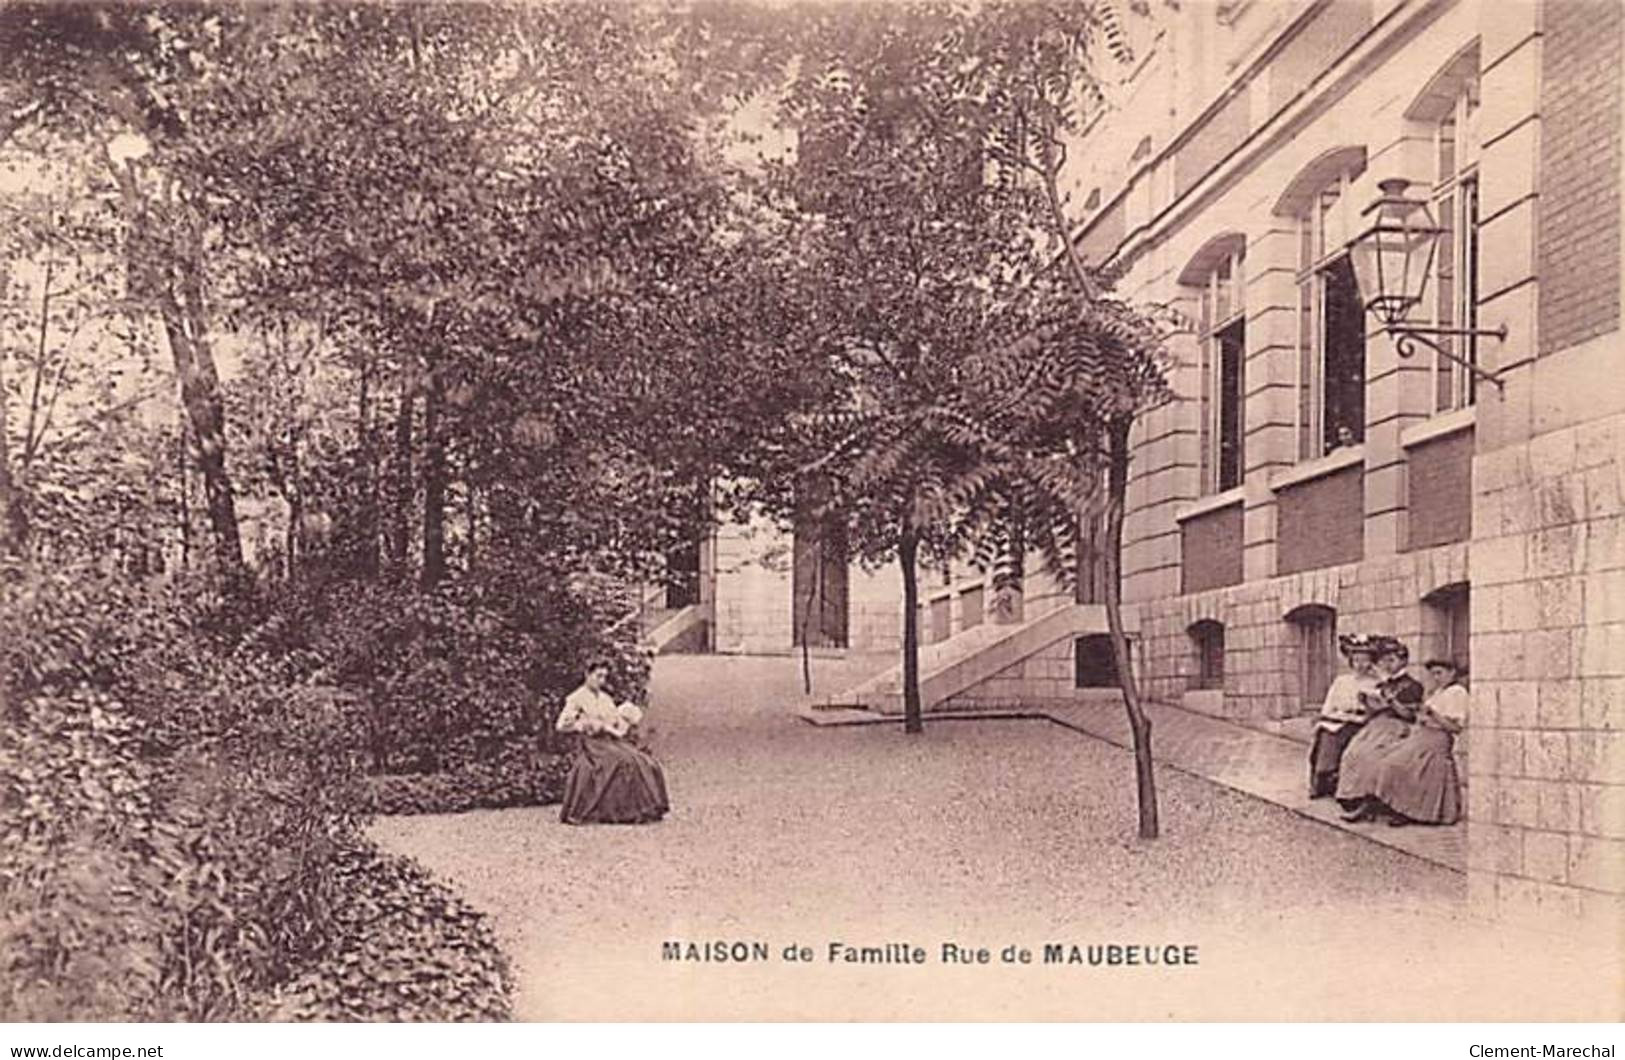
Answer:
1175, 484, 1247, 523
1400, 405, 1476, 450
1269, 444, 1366, 493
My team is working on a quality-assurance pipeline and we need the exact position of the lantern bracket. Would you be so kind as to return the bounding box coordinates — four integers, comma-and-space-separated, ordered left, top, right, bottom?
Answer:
1375, 322, 1511, 394
1347, 175, 1512, 397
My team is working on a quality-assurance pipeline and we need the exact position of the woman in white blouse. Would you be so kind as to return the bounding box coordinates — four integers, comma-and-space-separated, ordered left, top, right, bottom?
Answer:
555, 658, 669, 825
1309, 633, 1384, 798
1369, 658, 1469, 827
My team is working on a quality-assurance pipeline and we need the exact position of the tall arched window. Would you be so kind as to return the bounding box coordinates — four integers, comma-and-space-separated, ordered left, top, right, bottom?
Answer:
1295, 163, 1368, 459
1200, 247, 1246, 493
1426, 56, 1482, 411
1181, 233, 1248, 494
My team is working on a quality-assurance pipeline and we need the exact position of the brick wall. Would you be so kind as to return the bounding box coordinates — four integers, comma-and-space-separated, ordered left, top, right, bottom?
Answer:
1181, 502, 1245, 593
1467, 411, 1625, 929
1538, 0, 1623, 355
1407, 428, 1474, 551
1276, 466, 1364, 575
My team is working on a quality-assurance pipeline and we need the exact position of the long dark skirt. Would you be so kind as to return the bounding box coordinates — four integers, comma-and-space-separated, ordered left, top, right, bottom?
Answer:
1335, 714, 1414, 802
1375, 726, 1461, 825
1309, 722, 1363, 797
560, 735, 670, 825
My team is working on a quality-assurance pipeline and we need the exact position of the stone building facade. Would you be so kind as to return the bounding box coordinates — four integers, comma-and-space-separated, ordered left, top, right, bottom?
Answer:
1065, 0, 1622, 934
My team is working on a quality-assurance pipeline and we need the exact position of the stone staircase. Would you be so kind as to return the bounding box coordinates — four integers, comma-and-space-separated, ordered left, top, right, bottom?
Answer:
644, 603, 711, 654
821, 602, 1128, 715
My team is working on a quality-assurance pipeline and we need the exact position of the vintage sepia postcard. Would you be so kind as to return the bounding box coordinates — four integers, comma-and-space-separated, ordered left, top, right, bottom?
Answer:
1, 0, 1621, 1028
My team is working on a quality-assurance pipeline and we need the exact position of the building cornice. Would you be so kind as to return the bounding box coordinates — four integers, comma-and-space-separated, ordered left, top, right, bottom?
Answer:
1075, 0, 1458, 274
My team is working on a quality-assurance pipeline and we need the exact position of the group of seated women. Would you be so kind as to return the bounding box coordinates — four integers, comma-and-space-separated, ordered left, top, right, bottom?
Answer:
1308, 633, 1468, 827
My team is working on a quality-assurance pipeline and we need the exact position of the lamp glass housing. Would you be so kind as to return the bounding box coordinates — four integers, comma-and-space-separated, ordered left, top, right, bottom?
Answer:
1348, 177, 1442, 328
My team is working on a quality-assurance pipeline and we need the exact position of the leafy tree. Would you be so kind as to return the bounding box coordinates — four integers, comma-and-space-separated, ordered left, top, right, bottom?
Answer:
710, 1, 1172, 836
957, 1, 1175, 837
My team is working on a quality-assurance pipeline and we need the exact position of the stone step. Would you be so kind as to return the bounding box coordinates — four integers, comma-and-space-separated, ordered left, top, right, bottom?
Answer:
825, 603, 1137, 714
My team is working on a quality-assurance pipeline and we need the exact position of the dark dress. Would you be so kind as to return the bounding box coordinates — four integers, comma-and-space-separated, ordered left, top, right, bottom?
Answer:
1375, 722, 1461, 824
1334, 672, 1424, 802
1334, 714, 1413, 801
560, 734, 670, 825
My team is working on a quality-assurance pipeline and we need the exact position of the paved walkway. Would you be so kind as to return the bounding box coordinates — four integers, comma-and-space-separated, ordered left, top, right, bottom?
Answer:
370, 654, 1618, 1020
800, 693, 1466, 872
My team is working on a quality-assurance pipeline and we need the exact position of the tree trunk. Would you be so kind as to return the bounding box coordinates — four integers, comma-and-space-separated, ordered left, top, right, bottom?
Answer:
389, 371, 413, 571
357, 355, 379, 577
102, 152, 242, 580
0, 343, 23, 556
1104, 416, 1158, 839
899, 523, 923, 734
1034, 125, 1159, 838
463, 448, 477, 575
799, 535, 818, 695
164, 304, 244, 581
420, 361, 445, 590
285, 491, 300, 582
178, 422, 191, 570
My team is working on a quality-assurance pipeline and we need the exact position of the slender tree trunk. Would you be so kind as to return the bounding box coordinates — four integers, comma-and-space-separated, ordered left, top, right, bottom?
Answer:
0, 416, 22, 557
357, 355, 379, 577
389, 372, 413, 571
285, 492, 300, 581
1035, 126, 1160, 838
0, 259, 40, 555
164, 303, 244, 581
178, 422, 191, 570
104, 154, 242, 580
899, 523, 923, 734
799, 533, 819, 695
284, 424, 300, 581
0, 336, 22, 556
421, 361, 445, 590
463, 448, 477, 574
1104, 416, 1158, 839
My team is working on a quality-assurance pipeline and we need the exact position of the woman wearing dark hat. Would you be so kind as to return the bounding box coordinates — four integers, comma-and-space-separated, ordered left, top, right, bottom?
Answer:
1367, 657, 1469, 826
1309, 633, 1383, 798
1336, 637, 1425, 820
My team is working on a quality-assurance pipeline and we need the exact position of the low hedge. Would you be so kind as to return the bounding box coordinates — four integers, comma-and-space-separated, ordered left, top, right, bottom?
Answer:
359, 748, 571, 817
258, 841, 512, 1022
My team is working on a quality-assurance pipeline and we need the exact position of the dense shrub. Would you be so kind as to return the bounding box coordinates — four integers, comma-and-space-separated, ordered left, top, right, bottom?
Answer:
1, 551, 644, 1020
256, 841, 512, 1022
358, 749, 572, 816
0, 559, 366, 1021
305, 557, 651, 774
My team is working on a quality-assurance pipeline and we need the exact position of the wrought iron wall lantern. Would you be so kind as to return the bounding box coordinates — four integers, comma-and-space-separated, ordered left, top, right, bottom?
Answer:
1346, 177, 1509, 393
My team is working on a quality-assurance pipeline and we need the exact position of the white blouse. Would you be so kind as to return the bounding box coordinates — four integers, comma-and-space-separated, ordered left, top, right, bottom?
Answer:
1426, 683, 1471, 726
1317, 671, 1381, 730
556, 684, 641, 737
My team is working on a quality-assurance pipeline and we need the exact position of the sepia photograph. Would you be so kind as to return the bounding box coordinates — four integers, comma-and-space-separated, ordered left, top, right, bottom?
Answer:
0, 0, 1621, 1032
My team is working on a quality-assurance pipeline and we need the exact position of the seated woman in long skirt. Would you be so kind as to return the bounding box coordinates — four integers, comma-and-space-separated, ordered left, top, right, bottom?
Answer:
1336, 637, 1425, 821
555, 658, 670, 825
1367, 658, 1469, 827
1309, 633, 1383, 798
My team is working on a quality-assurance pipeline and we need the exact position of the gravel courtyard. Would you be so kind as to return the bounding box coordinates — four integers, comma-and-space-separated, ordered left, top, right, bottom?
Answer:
372, 656, 1619, 1020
